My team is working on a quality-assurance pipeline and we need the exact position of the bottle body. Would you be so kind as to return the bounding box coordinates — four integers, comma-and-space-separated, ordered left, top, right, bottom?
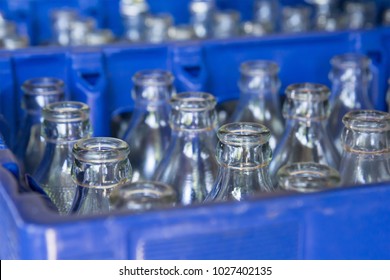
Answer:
340, 110, 390, 186
123, 70, 174, 182
207, 122, 274, 202
230, 60, 284, 151
190, 0, 215, 39
270, 83, 340, 180
154, 92, 219, 205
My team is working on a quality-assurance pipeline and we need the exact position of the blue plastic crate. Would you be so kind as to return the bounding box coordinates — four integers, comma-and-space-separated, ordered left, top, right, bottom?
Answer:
0, 27, 390, 259
1, 0, 390, 46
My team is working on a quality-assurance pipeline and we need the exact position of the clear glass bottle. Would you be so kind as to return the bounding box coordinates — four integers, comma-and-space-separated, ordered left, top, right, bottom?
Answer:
153, 92, 219, 205
253, 0, 278, 34
305, 0, 340, 31
230, 60, 284, 151
51, 9, 78, 46
144, 14, 173, 43
69, 17, 96, 46
269, 83, 340, 180
110, 181, 177, 212
281, 5, 311, 33
122, 70, 174, 182
212, 10, 241, 39
206, 122, 274, 202
71, 137, 132, 215
277, 162, 340, 193
85, 29, 115, 46
343, 1, 376, 30
14, 77, 65, 175
189, 0, 215, 39
168, 25, 195, 41
340, 110, 390, 186
33, 101, 92, 215
120, 0, 149, 42
327, 53, 374, 154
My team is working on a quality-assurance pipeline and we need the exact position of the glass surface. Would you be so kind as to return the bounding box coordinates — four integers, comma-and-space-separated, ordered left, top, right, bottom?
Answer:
212, 10, 241, 38
281, 6, 311, 33
154, 92, 219, 205
189, 0, 215, 39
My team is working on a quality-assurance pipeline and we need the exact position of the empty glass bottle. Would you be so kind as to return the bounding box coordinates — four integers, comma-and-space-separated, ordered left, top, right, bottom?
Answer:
269, 83, 340, 180
14, 77, 65, 175
253, 0, 278, 34
240, 21, 267, 37
206, 122, 274, 202
51, 9, 78, 46
120, 0, 149, 42
230, 60, 284, 151
85, 29, 115, 46
69, 17, 96, 46
168, 25, 195, 41
340, 110, 390, 186
110, 181, 177, 212
2, 34, 29, 49
281, 6, 311, 33
343, 1, 376, 30
71, 137, 132, 215
277, 162, 340, 193
144, 14, 173, 43
189, 0, 215, 39
122, 70, 174, 182
306, 0, 340, 31
33, 101, 92, 215
154, 92, 219, 205
327, 53, 374, 154
212, 10, 241, 39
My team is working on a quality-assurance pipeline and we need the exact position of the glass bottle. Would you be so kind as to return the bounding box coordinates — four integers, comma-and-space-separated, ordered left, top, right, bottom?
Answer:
339, 110, 390, 186
305, 0, 340, 31
230, 60, 284, 151
327, 53, 374, 154
277, 162, 340, 193
69, 17, 96, 46
85, 29, 115, 46
144, 14, 173, 43
189, 0, 215, 39
122, 70, 174, 182
33, 101, 92, 215
153, 92, 219, 205
343, 1, 376, 30
71, 137, 132, 215
14, 77, 65, 175
212, 10, 241, 39
110, 181, 177, 212
253, 0, 278, 34
168, 25, 195, 41
120, 0, 149, 42
206, 122, 274, 202
51, 9, 78, 46
281, 6, 311, 33
269, 83, 340, 180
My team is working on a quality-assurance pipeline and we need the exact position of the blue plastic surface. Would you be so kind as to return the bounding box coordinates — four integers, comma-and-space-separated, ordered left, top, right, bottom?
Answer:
0, 25, 390, 259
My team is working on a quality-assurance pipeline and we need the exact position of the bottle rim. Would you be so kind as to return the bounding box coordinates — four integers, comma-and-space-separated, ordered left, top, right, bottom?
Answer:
285, 83, 330, 101
72, 137, 130, 163
240, 60, 279, 76
170, 92, 216, 112
21, 77, 65, 96
277, 162, 340, 192
342, 110, 390, 132
330, 53, 371, 70
43, 101, 90, 122
218, 122, 271, 146
132, 69, 174, 87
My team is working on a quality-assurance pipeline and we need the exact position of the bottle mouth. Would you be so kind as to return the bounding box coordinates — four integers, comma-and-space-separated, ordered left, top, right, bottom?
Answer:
277, 162, 340, 192
73, 137, 130, 163
285, 83, 330, 101
330, 53, 371, 70
170, 92, 217, 112
43, 101, 90, 122
240, 60, 279, 76
110, 181, 177, 211
22, 77, 65, 96
218, 122, 271, 146
343, 110, 390, 132
132, 70, 174, 87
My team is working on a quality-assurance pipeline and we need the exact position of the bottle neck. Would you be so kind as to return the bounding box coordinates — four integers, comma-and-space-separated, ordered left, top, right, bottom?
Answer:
342, 129, 390, 154
170, 108, 217, 132
23, 93, 65, 115
42, 119, 92, 143
283, 98, 329, 122
132, 80, 174, 105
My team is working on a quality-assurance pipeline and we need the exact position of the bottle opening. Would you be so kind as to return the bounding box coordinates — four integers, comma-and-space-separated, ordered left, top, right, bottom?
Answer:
331, 53, 371, 70
285, 83, 330, 101
43, 101, 90, 122
22, 77, 65, 96
73, 137, 130, 163
277, 162, 340, 192
240, 60, 279, 76
342, 110, 390, 132
170, 92, 216, 112
132, 70, 174, 87
218, 122, 271, 146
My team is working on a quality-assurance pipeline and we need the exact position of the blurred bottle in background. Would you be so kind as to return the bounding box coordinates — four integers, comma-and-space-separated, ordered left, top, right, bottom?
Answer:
253, 0, 278, 34
306, 0, 341, 31
212, 10, 241, 38
343, 0, 377, 30
120, 0, 149, 42
281, 5, 311, 33
190, 0, 215, 39
145, 13, 173, 43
